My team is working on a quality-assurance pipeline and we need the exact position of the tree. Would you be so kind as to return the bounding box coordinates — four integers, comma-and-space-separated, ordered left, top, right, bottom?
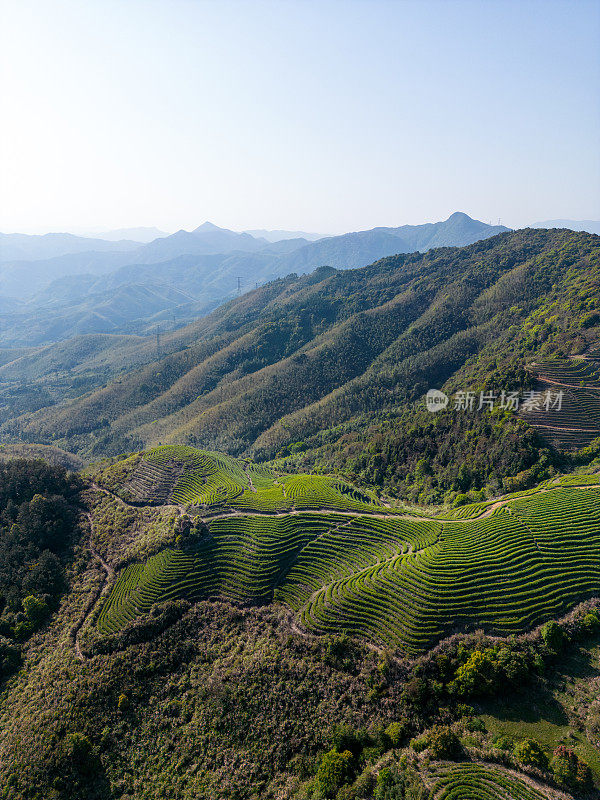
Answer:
513, 738, 547, 770
385, 721, 407, 748
0, 636, 20, 679
451, 649, 498, 696
22, 595, 49, 626
64, 732, 95, 776
316, 749, 354, 797
375, 767, 393, 799
541, 621, 565, 652
550, 746, 592, 789
428, 726, 462, 760
330, 724, 364, 756
22, 550, 64, 597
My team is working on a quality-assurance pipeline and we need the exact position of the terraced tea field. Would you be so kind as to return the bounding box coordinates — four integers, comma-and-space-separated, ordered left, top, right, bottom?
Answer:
522, 356, 600, 450
427, 763, 559, 799
119, 445, 386, 513
93, 446, 600, 654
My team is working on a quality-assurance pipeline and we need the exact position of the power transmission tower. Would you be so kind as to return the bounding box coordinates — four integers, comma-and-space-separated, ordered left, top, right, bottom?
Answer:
156, 326, 161, 357
236, 277, 242, 295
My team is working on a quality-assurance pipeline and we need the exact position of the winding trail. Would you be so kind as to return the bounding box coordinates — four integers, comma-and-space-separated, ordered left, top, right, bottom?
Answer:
71, 512, 114, 661
243, 463, 257, 493
91, 480, 600, 524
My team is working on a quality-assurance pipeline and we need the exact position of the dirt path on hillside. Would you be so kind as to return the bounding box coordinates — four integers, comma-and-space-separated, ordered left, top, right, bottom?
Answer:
532, 376, 600, 390
243, 464, 257, 493
71, 513, 114, 661
522, 423, 600, 433
90, 480, 600, 524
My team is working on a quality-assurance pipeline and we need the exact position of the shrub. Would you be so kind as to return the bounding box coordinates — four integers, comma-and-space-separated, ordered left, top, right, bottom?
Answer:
117, 693, 130, 712
463, 717, 485, 733
331, 724, 364, 756
427, 725, 462, 760
0, 636, 20, 679
513, 738, 547, 770
581, 611, 600, 636
374, 767, 393, 799
352, 769, 375, 797
491, 734, 513, 751
402, 677, 430, 708
64, 733, 95, 775
495, 647, 528, 685
366, 745, 387, 766
12, 619, 33, 641
451, 649, 498, 696
453, 493, 469, 508
586, 701, 600, 738
550, 745, 592, 789
316, 749, 354, 797
576, 758, 592, 789
385, 721, 407, 748
22, 595, 50, 626
541, 621, 565, 652
410, 735, 429, 753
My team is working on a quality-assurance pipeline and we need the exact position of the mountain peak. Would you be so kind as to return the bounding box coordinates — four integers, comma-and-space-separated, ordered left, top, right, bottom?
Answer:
446, 211, 473, 222
192, 222, 223, 234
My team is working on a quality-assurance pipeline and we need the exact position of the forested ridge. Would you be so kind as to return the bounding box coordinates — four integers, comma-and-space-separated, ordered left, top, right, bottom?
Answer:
4, 228, 599, 502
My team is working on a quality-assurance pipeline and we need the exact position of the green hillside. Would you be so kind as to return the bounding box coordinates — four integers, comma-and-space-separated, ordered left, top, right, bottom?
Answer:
0, 214, 506, 347
85, 445, 600, 657
1, 449, 598, 800
4, 228, 599, 504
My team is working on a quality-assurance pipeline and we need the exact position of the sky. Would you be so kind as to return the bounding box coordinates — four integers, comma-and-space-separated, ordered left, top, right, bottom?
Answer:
1, 0, 599, 235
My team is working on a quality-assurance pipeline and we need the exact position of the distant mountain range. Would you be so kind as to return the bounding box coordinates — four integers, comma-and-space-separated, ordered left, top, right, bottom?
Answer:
531, 219, 600, 236
0, 213, 509, 346
244, 228, 326, 242
0, 231, 140, 262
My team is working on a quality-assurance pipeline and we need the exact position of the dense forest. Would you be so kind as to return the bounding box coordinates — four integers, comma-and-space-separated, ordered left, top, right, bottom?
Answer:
0, 460, 81, 682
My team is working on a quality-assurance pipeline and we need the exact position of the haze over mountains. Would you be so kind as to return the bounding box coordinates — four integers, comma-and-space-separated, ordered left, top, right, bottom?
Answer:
78, 226, 169, 243
0, 231, 141, 262
531, 219, 600, 235
244, 228, 326, 242
0, 213, 508, 346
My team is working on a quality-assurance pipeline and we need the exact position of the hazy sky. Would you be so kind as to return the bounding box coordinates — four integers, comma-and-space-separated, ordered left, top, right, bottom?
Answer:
1, 0, 599, 235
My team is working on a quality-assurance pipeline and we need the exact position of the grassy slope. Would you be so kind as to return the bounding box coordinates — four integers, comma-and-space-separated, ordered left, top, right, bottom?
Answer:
85, 446, 600, 657
0, 537, 592, 800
